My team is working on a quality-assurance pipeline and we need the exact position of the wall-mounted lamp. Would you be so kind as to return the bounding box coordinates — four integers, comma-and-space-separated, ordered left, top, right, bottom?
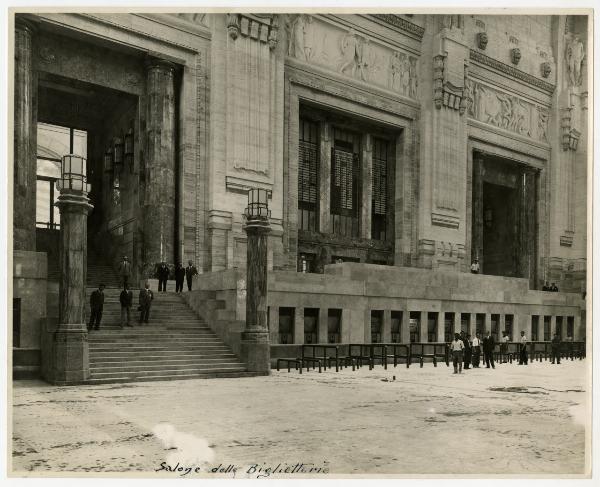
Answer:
113, 136, 124, 168
124, 127, 134, 172
103, 147, 113, 174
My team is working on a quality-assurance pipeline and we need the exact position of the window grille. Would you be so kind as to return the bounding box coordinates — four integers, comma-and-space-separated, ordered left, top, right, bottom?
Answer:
298, 119, 319, 231
372, 138, 388, 240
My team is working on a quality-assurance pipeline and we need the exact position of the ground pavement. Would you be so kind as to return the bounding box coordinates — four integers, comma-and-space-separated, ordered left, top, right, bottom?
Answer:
11, 359, 588, 477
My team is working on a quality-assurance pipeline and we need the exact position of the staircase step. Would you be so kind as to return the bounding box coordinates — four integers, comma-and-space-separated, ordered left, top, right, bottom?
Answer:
90, 360, 245, 372
85, 371, 263, 384
89, 365, 247, 378
90, 353, 237, 363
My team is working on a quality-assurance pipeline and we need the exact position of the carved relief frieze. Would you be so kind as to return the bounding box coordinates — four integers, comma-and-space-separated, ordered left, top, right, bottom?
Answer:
176, 13, 208, 27
285, 15, 419, 99
468, 80, 549, 142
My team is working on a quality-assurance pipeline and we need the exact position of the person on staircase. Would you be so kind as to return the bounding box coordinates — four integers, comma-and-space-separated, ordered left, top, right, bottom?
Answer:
185, 260, 198, 291
158, 261, 170, 293
120, 284, 134, 328
118, 256, 131, 289
175, 263, 185, 293
138, 283, 154, 324
88, 284, 105, 331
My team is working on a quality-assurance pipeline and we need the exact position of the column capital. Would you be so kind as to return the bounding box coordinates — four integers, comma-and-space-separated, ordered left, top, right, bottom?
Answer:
15, 16, 38, 35
144, 56, 176, 73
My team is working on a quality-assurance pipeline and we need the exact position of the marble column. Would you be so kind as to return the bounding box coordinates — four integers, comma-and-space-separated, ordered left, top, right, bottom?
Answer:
53, 190, 93, 385
471, 153, 484, 267
240, 217, 271, 373
14, 18, 37, 251
143, 57, 177, 275
360, 134, 373, 239
319, 123, 332, 233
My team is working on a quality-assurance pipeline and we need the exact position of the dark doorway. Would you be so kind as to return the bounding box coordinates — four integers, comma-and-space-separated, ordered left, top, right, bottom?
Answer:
482, 182, 518, 276
472, 152, 538, 285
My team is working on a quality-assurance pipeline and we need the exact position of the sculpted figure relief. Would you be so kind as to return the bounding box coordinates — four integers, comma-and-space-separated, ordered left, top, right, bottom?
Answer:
339, 30, 377, 83
389, 52, 417, 98
566, 35, 585, 87
409, 57, 418, 98
442, 14, 464, 31
472, 83, 532, 138
287, 14, 314, 61
538, 108, 549, 142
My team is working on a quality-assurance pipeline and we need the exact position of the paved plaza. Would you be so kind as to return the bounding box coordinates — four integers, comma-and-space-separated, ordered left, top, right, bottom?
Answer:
11, 359, 588, 477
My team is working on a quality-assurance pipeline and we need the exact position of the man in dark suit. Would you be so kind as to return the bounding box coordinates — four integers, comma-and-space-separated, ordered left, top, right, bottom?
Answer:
157, 261, 170, 293
482, 330, 496, 369
175, 263, 185, 293
119, 285, 134, 328
88, 284, 105, 331
185, 260, 198, 291
138, 283, 154, 324
550, 332, 561, 364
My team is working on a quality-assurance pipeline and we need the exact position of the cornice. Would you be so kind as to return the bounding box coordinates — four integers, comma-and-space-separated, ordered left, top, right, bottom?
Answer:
369, 14, 425, 40
469, 49, 555, 94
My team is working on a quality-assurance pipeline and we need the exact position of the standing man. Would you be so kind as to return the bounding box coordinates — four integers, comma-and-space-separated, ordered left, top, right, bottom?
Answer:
118, 256, 131, 289
138, 283, 154, 324
119, 285, 134, 328
450, 333, 464, 374
519, 330, 529, 365
185, 260, 198, 291
462, 332, 472, 370
88, 284, 105, 331
551, 332, 561, 364
482, 330, 496, 369
157, 261, 170, 293
471, 332, 481, 368
500, 330, 510, 363
175, 263, 185, 293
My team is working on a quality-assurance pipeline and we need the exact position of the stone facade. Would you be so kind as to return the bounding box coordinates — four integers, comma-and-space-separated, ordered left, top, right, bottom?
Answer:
11, 12, 589, 373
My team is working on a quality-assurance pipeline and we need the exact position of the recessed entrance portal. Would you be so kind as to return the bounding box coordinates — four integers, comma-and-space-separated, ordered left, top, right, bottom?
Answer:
471, 152, 538, 286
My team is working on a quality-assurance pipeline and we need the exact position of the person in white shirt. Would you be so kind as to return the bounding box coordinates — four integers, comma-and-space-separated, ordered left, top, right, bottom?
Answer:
470, 259, 480, 274
519, 330, 529, 365
450, 333, 465, 374
500, 331, 510, 363
471, 332, 481, 368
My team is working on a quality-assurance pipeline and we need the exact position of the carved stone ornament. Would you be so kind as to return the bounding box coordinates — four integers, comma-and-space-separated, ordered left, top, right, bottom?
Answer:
227, 14, 241, 40
433, 55, 465, 114
541, 61, 552, 78
561, 108, 580, 151
476, 31, 488, 50
125, 73, 140, 86
39, 46, 56, 63
389, 50, 418, 98
510, 48, 521, 65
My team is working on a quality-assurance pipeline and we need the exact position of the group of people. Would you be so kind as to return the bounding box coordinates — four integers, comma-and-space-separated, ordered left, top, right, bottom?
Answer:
157, 260, 199, 293
87, 256, 199, 330
542, 281, 560, 292
449, 329, 564, 374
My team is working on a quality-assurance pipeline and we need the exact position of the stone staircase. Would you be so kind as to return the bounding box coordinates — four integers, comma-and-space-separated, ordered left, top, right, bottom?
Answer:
85, 287, 252, 384
87, 261, 121, 288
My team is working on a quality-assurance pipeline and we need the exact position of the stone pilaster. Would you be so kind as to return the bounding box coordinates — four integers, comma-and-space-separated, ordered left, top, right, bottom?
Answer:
268, 306, 279, 343
401, 310, 410, 344
318, 308, 328, 343
143, 57, 177, 274
382, 309, 392, 343
436, 312, 445, 342
14, 18, 37, 251
453, 312, 461, 335
294, 307, 304, 344
419, 311, 428, 342
53, 191, 93, 385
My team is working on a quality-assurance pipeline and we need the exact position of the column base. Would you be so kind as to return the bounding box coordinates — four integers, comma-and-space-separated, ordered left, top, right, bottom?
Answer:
51, 323, 90, 385
240, 330, 271, 374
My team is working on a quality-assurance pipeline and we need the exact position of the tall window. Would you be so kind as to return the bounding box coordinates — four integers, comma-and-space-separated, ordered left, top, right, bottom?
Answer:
331, 128, 360, 238
298, 119, 319, 231
372, 138, 388, 240
36, 123, 87, 229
